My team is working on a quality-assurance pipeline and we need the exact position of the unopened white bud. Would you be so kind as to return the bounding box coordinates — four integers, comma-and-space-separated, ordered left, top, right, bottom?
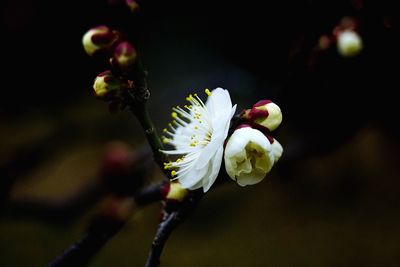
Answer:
337, 30, 363, 57
93, 70, 123, 100
242, 100, 282, 131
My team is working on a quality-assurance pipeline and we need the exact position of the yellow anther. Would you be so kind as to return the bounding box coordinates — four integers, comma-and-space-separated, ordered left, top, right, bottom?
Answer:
194, 126, 199, 130
171, 112, 177, 118
205, 88, 211, 96
176, 158, 182, 163
163, 128, 167, 133
162, 137, 169, 144
186, 94, 193, 101
164, 161, 175, 169
171, 170, 177, 177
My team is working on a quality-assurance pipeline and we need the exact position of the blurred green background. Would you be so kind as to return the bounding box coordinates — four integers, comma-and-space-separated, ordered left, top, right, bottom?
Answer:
1, 0, 399, 266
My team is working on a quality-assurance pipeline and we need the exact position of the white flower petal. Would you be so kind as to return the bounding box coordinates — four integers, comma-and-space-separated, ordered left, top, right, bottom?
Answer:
271, 139, 283, 163
206, 88, 232, 114
194, 133, 224, 170
202, 146, 224, 192
225, 127, 271, 156
236, 170, 266, 186
179, 160, 209, 188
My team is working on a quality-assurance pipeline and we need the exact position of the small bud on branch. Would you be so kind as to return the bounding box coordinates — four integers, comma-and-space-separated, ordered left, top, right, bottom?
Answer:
241, 100, 283, 132
82, 26, 120, 56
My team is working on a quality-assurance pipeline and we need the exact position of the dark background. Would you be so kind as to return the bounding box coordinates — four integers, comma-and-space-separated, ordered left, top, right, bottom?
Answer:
1, 0, 399, 266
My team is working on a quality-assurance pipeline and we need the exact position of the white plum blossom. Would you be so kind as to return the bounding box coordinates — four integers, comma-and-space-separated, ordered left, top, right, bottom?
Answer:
161, 88, 236, 192
224, 127, 283, 186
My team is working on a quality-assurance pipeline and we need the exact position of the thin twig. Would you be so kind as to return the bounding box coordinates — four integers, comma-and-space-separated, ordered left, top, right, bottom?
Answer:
4, 183, 102, 222
48, 217, 124, 267
144, 191, 203, 267
123, 90, 167, 171
118, 51, 167, 174
131, 101, 166, 167
47, 182, 166, 267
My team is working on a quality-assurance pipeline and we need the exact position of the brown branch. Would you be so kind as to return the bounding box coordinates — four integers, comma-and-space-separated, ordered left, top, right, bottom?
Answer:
144, 190, 204, 267
3, 183, 103, 222
47, 182, 166, 267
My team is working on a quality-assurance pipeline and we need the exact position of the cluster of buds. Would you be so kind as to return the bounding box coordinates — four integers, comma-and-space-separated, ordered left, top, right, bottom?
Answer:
224, 100, 283, 186
82, 26, 138, 70
83, 25, 139, 111
318, 17, 363, 57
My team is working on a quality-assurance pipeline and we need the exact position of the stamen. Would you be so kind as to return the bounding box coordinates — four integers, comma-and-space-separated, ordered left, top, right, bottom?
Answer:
161, 89, 223, 182
164, 161, 174, 169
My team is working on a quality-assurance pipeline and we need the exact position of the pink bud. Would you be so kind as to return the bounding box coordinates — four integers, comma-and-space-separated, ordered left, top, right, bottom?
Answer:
114, 41, 137, 70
